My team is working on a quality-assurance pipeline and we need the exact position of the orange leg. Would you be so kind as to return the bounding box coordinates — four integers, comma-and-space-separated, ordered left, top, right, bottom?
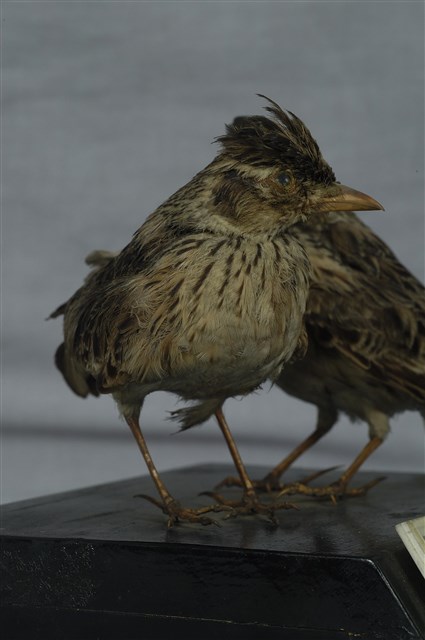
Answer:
215, 407, 258, 501
279, 436, 385, 499
261, 428, 330, 489
201, 407, 296, 521
126, 415, 221, 526
216, 406, 337, 492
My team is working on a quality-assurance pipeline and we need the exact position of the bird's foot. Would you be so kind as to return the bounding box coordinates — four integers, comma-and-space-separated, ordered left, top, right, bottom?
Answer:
201, 490, 298, 524
214, 466, 337, 494
214, 474, 284, 493
278, 474, 386, 502
136, 493, 226, 527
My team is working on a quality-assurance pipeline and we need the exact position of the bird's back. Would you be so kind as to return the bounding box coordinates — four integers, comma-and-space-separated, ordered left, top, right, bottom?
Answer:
278, 211, 425, 419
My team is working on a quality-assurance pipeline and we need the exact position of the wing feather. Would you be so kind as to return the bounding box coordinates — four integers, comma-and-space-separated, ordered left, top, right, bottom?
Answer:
294, 212, 425, 404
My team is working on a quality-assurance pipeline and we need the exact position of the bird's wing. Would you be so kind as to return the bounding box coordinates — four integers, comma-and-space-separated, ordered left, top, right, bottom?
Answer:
60, 229, 225, 394
296, 212, 425, 403
49, 249, 118, 322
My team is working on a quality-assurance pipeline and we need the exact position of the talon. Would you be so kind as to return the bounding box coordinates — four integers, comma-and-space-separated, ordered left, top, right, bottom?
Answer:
278, 474, 386, 499
214, 475, 242, 490
298, 465, 342, 485
223, 509, 239, 520
198, 490, 219, 498
202, 488, 296, 520
278, 483, 305, 497
213, 475, 282, 494
135, 493, 225, 525
200, 516, 222, 527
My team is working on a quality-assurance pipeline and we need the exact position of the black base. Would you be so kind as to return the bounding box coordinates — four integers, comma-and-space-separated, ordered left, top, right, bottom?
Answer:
1, 464, 424, 639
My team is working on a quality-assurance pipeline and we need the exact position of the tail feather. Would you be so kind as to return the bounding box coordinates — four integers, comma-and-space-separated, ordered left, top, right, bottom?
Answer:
170, 398, 222, 430
48, 302, 67, 319
55, 342, 99, 398
85, 249, 117, 269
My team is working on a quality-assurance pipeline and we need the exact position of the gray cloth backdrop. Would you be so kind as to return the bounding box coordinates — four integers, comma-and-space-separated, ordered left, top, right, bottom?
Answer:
3, 1, 424, 503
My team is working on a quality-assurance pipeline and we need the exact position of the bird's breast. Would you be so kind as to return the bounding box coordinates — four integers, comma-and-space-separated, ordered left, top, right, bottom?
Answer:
140, 234, 310, 390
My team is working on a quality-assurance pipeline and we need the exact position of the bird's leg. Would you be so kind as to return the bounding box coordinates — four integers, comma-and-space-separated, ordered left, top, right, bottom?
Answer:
328, 436, 385, 495
202, 407, 296, 521
279, 436, 385, 499
125, 416, 222, 526
258, 425, 333, 490
215, 405, 337, 492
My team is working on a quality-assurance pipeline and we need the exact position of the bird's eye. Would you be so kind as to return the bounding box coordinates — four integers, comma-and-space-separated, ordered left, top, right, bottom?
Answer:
277, 172, 291, 186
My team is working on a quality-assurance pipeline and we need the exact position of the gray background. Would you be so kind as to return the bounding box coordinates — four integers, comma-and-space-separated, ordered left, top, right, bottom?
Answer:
2, 0, 424, 504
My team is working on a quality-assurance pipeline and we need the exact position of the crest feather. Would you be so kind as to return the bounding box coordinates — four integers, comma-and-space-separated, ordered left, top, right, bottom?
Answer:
217, 94, 336, 184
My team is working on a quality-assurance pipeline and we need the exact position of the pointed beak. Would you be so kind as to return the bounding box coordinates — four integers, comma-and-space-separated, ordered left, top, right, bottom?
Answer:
314, 184, 384, 212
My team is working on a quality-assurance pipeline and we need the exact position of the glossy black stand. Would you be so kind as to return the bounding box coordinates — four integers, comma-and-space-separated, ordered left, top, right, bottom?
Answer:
1, 464, 424, 639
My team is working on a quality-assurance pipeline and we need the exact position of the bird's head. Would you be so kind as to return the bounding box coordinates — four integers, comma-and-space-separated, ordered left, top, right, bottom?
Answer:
208, 95, 383, 234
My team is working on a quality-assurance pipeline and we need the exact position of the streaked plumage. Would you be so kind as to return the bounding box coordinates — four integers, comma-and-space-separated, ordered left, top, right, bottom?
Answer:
212, 211, 425, 497
51, 97, 382, 525
272, 211, 425, 496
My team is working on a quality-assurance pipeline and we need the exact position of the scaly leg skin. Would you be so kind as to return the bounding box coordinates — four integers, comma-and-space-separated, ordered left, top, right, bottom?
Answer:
204, 408, 297, 523
278, 437, 385, 501
126, 415, 225, 527
215, 406, 337, 493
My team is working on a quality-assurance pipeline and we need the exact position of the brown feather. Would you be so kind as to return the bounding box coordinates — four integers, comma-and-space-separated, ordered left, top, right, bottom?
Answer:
278, 211, 425, 438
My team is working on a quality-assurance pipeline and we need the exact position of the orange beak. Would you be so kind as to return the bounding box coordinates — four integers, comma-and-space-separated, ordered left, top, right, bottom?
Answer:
314, 184, 384, 212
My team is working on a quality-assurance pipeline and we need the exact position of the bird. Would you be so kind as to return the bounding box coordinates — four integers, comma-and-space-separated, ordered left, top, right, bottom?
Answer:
50, 96, 382, 526
218, 210, 425, 499
276, 211, 425, 497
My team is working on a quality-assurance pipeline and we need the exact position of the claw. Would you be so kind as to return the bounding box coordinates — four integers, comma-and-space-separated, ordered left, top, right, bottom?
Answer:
213, 475, 282, 493
297, 465, 342, 485
341, 475, 386, 496
134, 493, 223, 526
278, 474, 386, 499
213, 469, 340, 495
135, 492, 167, 510
201, 490, 297, 522
214, 475, 243, 490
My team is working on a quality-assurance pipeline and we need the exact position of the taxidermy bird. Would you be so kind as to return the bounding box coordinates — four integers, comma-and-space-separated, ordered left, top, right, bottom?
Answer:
51, 96, 382, 526
275, 212, 425, 497
219, 211, 425, 498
